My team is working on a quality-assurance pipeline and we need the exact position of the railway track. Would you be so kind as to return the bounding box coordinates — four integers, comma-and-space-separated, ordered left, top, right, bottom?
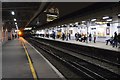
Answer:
26, 38, 120, 80
34, 37, 120, 67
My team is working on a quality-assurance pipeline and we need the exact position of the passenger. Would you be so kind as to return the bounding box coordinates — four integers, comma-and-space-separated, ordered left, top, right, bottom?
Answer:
12, 34, 14, 39
52, 31, 56, 39
106, 36, 113, 45
57, 32, 59, 38
76, 32, 80, 41
62, 32, 66, 40
46, 33, 49, 38
113, 32, 118, 47
68, 33, 71, 40
89, 33, 92, 42
78, 33, 82, 41
15, 34, 17, 38
80, 35, 84, 42
83, 35, 87, 42
93, 32, 96, 43
75, 33, 77, 41
66, 33, 69, 41
57, 32, 61, 38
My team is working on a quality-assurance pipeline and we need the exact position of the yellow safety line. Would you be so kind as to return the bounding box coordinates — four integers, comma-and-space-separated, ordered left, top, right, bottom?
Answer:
22, 42, 38, 80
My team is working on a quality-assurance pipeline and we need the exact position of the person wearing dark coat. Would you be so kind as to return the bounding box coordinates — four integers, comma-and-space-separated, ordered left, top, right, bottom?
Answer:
62, 33, 65, 40
89, 33, 92, 42
113, 32, 118, 47
106, 36, 113, 45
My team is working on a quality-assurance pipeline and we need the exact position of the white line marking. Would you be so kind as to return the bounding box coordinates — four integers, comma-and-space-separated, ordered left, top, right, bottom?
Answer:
24, 38, 66, 80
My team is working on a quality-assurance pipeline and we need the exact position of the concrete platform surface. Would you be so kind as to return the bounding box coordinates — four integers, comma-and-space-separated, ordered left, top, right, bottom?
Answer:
2, 38, 64, 79
2, 39, 33, 78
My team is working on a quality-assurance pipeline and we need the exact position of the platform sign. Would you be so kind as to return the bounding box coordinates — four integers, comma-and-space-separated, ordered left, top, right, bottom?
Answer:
106, 27, 110, 35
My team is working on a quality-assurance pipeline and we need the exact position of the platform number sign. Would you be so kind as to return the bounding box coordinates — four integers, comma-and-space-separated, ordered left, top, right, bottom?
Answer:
106, 27, 110, 35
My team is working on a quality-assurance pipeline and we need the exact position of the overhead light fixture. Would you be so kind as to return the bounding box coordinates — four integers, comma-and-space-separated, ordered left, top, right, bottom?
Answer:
47, 14, 58, 17
15, 22, 17, 25
81, 23, 85, 25
15, 24, 18, 30
14, 18, 16, 21
102, 16, 109, 19
82, 21, 86, 23
24, 27, 32, 30
75, 22, 78, 25
64, 24, 66, 26
95, 22, 108, 24
70, 23, 73, 26
107, 19, 112, 22
11, 11, 15, 15
91, 19, 96, 21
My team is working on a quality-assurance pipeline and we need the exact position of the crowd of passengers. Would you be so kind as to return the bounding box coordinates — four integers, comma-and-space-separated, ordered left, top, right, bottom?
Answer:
35, 31, 120, 48
74, 32, 96, 43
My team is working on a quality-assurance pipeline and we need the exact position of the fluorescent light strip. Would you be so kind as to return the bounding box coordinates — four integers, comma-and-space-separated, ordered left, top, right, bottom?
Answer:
47, 14, 58, 17
14, 18, 16, 21
15, 22, 17, 25
91, 19, 96, 21
24, 27, 32, 30
11, 11, 15, 15
102, 16, 109, 19
70, 23, 73, 25
107, 19, 112, 22
82, 21, 86, 23
75, 22, 78, 25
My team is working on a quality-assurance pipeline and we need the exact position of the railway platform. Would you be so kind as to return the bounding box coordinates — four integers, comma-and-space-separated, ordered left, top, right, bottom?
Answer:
36, 36, 120, 52
2, 37, 64, 79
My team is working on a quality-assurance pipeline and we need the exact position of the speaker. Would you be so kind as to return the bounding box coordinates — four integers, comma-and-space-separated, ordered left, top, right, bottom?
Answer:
107, 23, 110, 26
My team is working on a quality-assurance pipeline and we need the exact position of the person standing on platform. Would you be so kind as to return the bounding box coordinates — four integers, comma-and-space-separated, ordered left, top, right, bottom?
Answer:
93, 32, 96, 43
113, 32, 118, 47
75, 33, 77, 41
89, 33, 92, 42
66, 33, 68, 41
62, 32, 65, 40
52, 31, 56, 39
68, 33, 71, 40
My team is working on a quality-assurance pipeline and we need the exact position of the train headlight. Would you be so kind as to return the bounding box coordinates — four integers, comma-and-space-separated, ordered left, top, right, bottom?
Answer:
18, 31, 22, 36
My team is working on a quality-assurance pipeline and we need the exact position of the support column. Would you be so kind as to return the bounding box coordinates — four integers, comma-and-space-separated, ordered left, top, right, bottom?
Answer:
86, 20, 90, 43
